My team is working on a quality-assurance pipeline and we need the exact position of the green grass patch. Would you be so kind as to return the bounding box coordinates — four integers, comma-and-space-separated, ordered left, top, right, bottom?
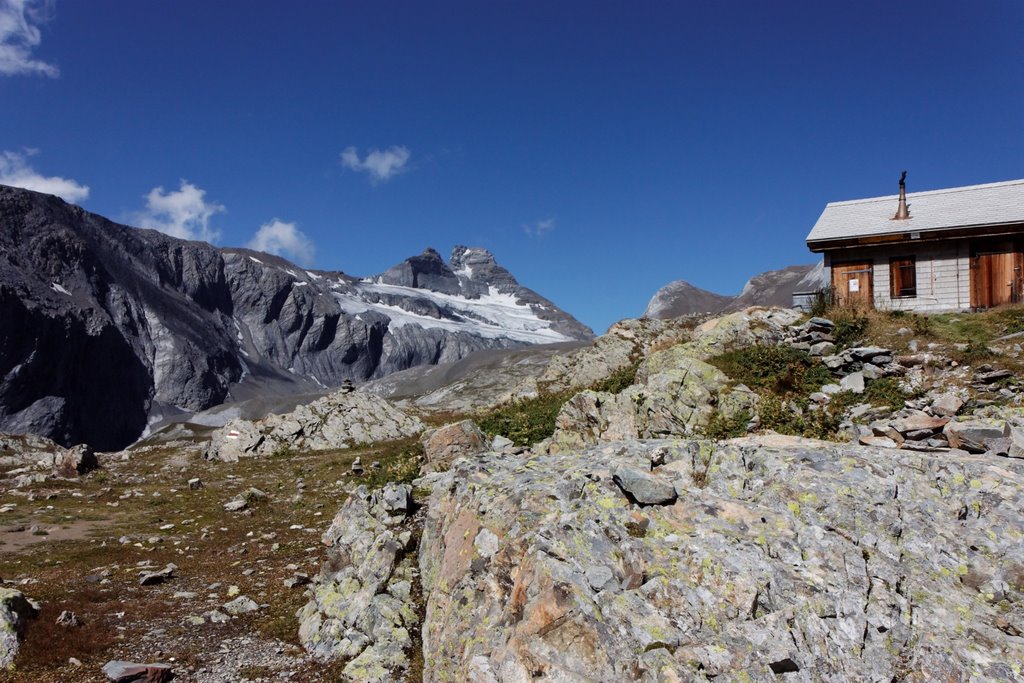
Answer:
708, 345, 832, 395
590, 359, 641, 395
477, 391, 574, 447
702, 409, 751, 441
863, 377, 917, 408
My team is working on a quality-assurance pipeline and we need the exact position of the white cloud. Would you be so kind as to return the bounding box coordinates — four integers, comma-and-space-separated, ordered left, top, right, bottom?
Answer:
0, 149, 89, 202
247, 219, 315, 266
522, 217, 555, 239
0, 0, 59, 77
340, 145, 411, 183
134, 180, 225, 243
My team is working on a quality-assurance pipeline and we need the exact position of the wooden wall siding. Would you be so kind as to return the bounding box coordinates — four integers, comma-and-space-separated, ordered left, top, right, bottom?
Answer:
823, 241, 971, 312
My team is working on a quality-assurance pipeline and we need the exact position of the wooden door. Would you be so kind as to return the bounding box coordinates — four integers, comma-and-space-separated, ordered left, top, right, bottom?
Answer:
831, 262, 873, 309
971, 243, 1022, 308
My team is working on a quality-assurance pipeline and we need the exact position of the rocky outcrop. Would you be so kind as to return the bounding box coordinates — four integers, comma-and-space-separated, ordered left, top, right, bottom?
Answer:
298, 484, 421, 682
204, 389, 422, 461
0, 185, 590, 450
551, 309, 799, 448
0, 432, 97, 485
538, 317, 692, 396
417, 435, 1024, 681
0, 587, 38, 668
363, 342, 584, 415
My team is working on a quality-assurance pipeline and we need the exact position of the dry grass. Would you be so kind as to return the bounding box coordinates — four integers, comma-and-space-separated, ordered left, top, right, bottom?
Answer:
0, 435, 427, 682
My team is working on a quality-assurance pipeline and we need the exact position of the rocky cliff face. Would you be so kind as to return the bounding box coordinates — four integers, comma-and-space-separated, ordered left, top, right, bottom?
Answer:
0, 185, 592, 450
643, 262, 824, 319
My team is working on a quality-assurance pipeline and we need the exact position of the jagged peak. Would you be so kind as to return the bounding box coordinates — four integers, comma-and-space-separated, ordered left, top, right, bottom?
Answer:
450, 245, 497, 268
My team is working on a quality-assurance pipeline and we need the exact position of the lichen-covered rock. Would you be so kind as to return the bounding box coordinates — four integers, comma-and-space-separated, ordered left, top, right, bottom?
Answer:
205, 389, 422, 461
299, 484, 420, 682
539, 318, 692, 394
683, 307, 801, 361
0, 587, 38, 669
418, 435, 1024, 682
420, 420, 488, 470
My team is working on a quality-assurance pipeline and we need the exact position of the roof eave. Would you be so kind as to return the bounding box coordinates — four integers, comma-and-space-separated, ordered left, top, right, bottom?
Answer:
807, 220, 1024, 253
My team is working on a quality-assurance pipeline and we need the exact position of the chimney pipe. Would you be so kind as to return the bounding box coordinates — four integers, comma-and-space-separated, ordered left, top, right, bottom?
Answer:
893, 170, 910, 220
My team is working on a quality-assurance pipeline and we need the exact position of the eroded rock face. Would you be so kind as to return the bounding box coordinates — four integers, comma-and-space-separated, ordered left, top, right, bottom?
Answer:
417, 435, 1024, 682
204, 390, 422, 461
298, 484, 420, 682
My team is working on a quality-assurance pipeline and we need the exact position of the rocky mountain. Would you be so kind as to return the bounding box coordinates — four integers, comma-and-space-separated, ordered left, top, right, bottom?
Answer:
730, 261, 825, 309
643, 262, 824, 318
0, 185, 592, 450
639, 280, 733, 319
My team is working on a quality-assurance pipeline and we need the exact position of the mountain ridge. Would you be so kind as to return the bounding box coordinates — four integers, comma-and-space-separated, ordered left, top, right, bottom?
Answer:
0, 185, 592, 449
643, 262, 824, 319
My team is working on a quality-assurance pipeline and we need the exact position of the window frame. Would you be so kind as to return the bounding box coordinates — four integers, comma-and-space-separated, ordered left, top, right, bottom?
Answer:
889, 255, 917, 299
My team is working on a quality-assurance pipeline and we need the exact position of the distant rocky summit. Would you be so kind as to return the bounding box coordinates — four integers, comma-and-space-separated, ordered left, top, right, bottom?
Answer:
644, 262, 824, 318
0, 185, 591, 450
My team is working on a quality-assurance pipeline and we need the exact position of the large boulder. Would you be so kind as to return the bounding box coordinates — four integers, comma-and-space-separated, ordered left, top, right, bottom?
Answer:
418, 435, 1024, 681
420, 420, 488, 471
538, 318, 691, 394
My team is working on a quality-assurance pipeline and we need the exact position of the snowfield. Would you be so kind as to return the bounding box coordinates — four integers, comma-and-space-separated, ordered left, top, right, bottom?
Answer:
332, 281, 573, 344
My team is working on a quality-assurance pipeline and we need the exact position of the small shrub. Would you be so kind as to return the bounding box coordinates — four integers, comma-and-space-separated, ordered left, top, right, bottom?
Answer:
591, 360, 640, 395
994, 306, 1024, 335
709, 346, 831, 396
952, 340, 996, 366
689, 442, 715, 488
701, 409, 750, 440
809, 288, 835, 318
910, 314, 931, 336
831, 313, 869, 348
862, 377, 915, 408
270, 443, 296, 459
625, 520, 648, 538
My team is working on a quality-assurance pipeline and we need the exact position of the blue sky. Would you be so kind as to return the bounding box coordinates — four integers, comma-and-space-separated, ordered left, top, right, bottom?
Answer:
2, 1, 1023, 333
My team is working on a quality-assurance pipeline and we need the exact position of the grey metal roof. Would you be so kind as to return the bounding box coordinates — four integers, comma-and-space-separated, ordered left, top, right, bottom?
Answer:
806, 178, 1024, 244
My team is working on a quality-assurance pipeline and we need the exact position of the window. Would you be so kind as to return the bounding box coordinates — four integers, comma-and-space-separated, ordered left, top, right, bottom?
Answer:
890, 256, 916, 298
